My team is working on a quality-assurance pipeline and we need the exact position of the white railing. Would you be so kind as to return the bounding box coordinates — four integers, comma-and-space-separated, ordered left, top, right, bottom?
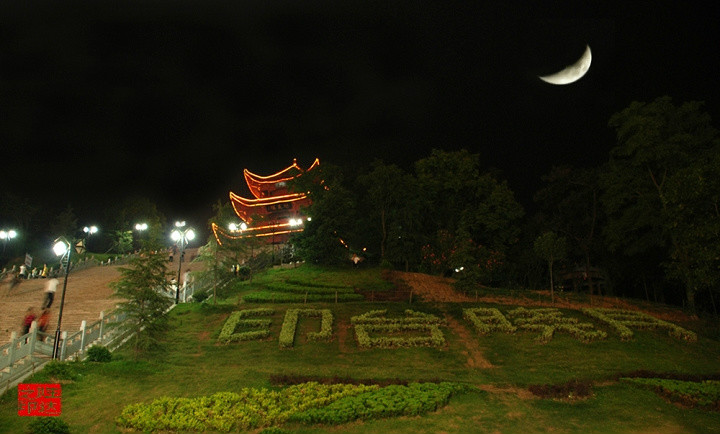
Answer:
0, 280, 195, 397
0, 309, 131, 396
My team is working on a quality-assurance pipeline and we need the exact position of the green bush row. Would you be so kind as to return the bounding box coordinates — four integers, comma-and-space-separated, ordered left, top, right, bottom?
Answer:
517, 323, 607, 344
621, 378, 720, 408
284, 279, 354, 289
354, 323, 446, 349
582, 308, 697, 342
463, 308, 517, 335
508, 307, 580, 325
264, 282, 356, 295
289, 382, 470, 424
244, 291, 363, 303
350, 309, 444, 325
279, 309, 334, 348
116, 382, 377, 433
218, 308, 275, 343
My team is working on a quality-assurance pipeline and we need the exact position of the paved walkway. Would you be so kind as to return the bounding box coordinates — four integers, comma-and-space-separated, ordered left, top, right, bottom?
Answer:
0, 265, 122, 345
1, 248, 202, 345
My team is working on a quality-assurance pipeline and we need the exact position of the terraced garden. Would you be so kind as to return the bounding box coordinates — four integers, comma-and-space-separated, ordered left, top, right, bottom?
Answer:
1, 264, 719, 434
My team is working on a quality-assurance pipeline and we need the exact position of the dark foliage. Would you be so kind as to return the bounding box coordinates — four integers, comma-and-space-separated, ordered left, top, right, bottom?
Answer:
86, 345, 112, 363
269, 374, 443, 387
26, 417, 70, 434
528, 379, 593, 399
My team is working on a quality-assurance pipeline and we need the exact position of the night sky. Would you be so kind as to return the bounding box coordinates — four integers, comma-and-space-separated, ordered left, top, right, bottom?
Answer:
1, 1, 718, 229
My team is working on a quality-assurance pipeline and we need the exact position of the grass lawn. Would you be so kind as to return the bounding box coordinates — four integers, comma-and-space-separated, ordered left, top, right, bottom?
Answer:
1, 264, 719, 433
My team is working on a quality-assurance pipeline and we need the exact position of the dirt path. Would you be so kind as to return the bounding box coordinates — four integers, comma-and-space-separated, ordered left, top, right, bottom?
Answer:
388, 271, 472, 303
444, 314, 493, 369
336, 320, 351, 353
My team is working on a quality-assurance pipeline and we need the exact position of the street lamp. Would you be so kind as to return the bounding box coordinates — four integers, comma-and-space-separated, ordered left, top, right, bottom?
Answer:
0, 229, 17, 253
51, 237, 70, 360
135, 223, 148, 231
51, 226, 99, 360
170, 223, 195, 304
228, 222, 247, 232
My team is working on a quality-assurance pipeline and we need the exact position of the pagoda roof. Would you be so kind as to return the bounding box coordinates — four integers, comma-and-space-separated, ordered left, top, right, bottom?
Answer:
229, 191, 310, 223
244, 158, 320, 199
211, 221, 305, 245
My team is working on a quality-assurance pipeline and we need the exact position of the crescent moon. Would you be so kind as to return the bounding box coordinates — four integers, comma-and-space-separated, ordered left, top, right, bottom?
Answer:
539, 44, 592, 85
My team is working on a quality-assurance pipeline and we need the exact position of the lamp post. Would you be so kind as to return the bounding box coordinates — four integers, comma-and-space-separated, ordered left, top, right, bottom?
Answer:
134, 223, 148, 250
51, 238, 71, 359
0, 229, 17, 253
51, 226, 99, 360
170, 221, 195, 305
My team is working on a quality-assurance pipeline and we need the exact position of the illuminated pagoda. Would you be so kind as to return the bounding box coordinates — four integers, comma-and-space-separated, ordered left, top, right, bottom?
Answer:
212, 158, 319, 245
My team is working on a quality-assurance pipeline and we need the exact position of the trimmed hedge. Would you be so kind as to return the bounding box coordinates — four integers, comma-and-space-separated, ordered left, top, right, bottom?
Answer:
582, 308, 697, 342
244, 291, 363, 303
264, 282, 356, 295
507, 307, 607, 343
279, 309, 334, 348
463, 308, 517, 335
351, 310, 446, 349
289, 382, 470, 424
621, 377, 720, 409
116, 382, 377, 432
218, 308, 274, 343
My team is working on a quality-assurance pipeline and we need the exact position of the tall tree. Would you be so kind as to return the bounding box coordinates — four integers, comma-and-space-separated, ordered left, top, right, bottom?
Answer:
110, 249, 172, 356
105, 196, 167, 250
535, 166, 603, 295
291, 163, 357, 265
533, 231, 567, 303
415, 149, 523, 282
358, 160, 416, 261
601, 96, 720, 311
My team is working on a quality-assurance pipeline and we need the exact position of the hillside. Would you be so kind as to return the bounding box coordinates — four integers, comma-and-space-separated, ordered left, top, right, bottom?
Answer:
1, 264, 718, 434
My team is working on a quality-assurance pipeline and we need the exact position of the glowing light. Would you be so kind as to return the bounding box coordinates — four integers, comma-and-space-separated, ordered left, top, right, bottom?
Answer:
171, 231, 181, 241
0, 230, 17, 240
240, 222, 247, 230
83, 226, 98, 234
135, 223, 148, 231
230, 191, 307, 206
53, 241, 69, 257
175, 221, 186, 228
307, 217, 312, 222
229, 223, 238, 231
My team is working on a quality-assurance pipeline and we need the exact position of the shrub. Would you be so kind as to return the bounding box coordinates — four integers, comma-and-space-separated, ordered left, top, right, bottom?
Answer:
243, 291, 363, 303
528, 379, 593, 400
193, 291, 209, 303
621, 377, 720, 409
86, 345, 112, 362
26, 417, 71, 434
42, 361, 79, 381
290, 382, 469, 424
116, 382, 377, 432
